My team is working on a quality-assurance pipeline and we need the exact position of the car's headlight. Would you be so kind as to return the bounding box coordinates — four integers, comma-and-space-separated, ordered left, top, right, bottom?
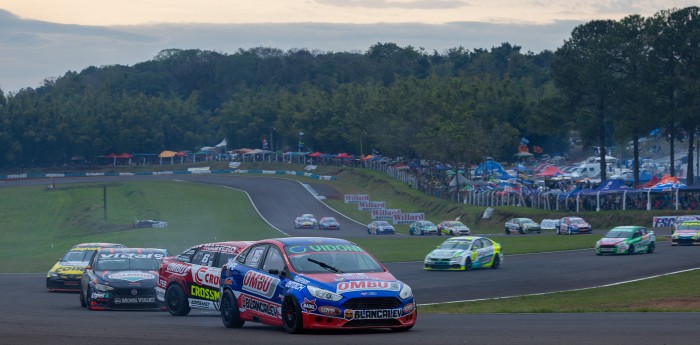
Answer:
307, 285, 343, 302
594, 241, 600, 248
49, 271, 58, 277
399, 283, 413, 300
94, 283, 115, 292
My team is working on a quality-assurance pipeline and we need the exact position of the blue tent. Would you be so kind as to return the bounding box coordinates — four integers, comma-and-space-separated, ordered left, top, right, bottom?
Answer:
474, 160, 507, 176
581, 180, 635, 196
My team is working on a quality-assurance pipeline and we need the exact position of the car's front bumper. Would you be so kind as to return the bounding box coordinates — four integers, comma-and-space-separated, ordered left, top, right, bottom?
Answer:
46, 276, 82, 292
671, 237, 699, 245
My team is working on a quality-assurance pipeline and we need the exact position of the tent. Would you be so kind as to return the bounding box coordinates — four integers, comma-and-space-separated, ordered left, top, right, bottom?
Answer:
474, 160, 507, 176
538, 165, 564, 177
581, 180, 634, 196
644, 174, 686, 191
335, 153, 353, 159
638, 175, 660, 188
307, 151, 322, 157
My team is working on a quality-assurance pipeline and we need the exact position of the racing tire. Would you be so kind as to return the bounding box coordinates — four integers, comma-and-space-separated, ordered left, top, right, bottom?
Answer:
647, 242, 655, 254
450, 230, 455, 236
84, 286, 94, 310
79, 289, 86, 308
505, 228, 510, 235
463, 258, 472, 271
491, 255, 501, 269
282, 296, 304, 334
375, 229, 380, 235
409, 229, 414, 236
367, 228, 371, 234
220, 290, 245, 328
165, 284, 191, 316
567, 228, 572, 235
627, 244, 635, 255
518, 227, 525, 235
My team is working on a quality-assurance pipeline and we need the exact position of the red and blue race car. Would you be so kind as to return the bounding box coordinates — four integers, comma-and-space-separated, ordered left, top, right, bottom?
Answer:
156, 241, 253, 316
219, 237, 416, 333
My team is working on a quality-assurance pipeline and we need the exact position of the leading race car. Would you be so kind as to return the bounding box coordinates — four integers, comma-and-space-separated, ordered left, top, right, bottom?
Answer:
557, 216, 592, 235
408, 220, 438, 236
504, 218, 541, 235
156, 241, 253, 316
671, 220, 700, 246
437, 221, 471, 236
424, 236, 502, 271
80, 247, 168, 311
47, 242, 126, 292
595, 226, 656, 255
219, 237, 416, 333
294, 214, 318, 229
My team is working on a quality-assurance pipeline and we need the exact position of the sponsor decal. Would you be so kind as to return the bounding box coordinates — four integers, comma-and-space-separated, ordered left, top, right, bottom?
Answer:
336, 280, 401, 293
241, 295, 281, 318
318, 305, 341, 316
287, 245, 364, 254
100, 253, 164, 260
193, 266, 221, 288
360, 292, 378, 296
344, 194, 369, 203
242, 271, 280, 299
114, 297, 156, 304
223, 278, 233, 285
392, 212, 425, 225
653, 215, 700, 228
344, 309, 354, 320
107, 271, 155, 282
56, 266, 85, 273
285, 281, 305, 291
333, 273, 375, 281
358, 200, 386, 211
190, 285, 220, 301
370, 209, 401, 220
166, 262, 190, 274
91, 292, 108, 299
351, 309, 402, 320
403, 303, 415, 314
301, 298, 317, 311
158, 279, 167, 288
293, 276, 310, 285
189, 299, 214, 309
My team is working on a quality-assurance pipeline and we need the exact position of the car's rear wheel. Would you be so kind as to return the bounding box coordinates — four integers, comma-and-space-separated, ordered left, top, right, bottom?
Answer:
647, 242, 655, 254
450, 230, 454, 236
491, 255, 501, 269
282, 296, 304, 334
518, 227, 525, 234
165, 283, 191, 316
220, 290, 244, 328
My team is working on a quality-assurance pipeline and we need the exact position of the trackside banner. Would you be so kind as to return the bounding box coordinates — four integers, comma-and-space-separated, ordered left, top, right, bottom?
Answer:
393, 212, 425, 224
358, 201, 386, 211
652, 215, 700, 228
370, 209, 401, 220
344, 194, 370, 203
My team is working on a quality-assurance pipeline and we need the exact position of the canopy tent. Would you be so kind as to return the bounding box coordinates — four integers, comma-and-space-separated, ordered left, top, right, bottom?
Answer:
474, 160, 507, 177
335, 153, 354, 159
537, 165, 564, 178
638, 175, 660, 188
307, 151, 322, 157
581, 179, 634, 196
644, 174, 686, 191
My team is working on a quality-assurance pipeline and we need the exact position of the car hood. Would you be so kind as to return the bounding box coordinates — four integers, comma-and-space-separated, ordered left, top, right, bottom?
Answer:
427, 249, 467, 259
300, 272, 403, 294
675, 230, 700, 236
571, 222, 590, 227
599, 238, 627, 245
94, 270, 159, 288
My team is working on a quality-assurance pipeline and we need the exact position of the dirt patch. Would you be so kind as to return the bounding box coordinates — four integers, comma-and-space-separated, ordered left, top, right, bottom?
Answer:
629, 297, 700, 311
309, 183, 342, 200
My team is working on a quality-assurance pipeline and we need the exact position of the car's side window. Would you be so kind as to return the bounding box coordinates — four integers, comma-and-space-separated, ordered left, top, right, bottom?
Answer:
482, 239, 492, 248
192, 249, 216, 266
175, 247, 197, 263
472, 240, 482, 250
261, 247, 285, 272
244, 245, 268, 269
236, 246, 252, 264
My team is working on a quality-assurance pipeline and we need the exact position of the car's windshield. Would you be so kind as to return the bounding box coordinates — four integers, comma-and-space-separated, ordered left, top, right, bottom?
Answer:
438, 240, 471, 250
570, 218, 586, 224
375, 221, 390, 226
94, 254, 160, 271
323, 218, 337, 222
677, 224, 700, 231
61, 250, 95, 262
285, 244, 384, 274
604, 230, 634, 238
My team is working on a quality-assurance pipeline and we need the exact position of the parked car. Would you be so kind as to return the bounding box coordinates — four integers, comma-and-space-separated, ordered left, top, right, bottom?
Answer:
318, 217, 340, 230
367, 220, 396, 235
424, 236, 503, 271
557, 217, 592, 235
134, 219, 168, 228
219, 237, 416, 333
46, 242, 126, 292
294, 214, 318, 229
409, 220, 438, 236
80, 248, 168, 310
437, 221, 471, 236
156, 241, 254, 316
671, 220, 700, 246
595, 226, 656, 255
504, 218, 541, 235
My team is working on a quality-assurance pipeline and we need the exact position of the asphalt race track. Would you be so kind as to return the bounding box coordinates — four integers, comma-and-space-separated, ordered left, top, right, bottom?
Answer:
1, 174, 700, 344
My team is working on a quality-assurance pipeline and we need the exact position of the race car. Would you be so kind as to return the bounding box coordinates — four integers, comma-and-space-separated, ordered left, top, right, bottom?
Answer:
294, 214, 318, 229
437, 221, 471, 236
671, 220, 700, 246
219, 237, 416, 333
47, 242, 126, 292
557, 216, 592, 235
318, 217, 340, 230
595, 226, 656, 255
408, 220, 438, 236
367, 220, 396, 235
156, 241, 253, 316
80, 247, 168, 310
424, 236, 502, 271
504, 218, 542, 234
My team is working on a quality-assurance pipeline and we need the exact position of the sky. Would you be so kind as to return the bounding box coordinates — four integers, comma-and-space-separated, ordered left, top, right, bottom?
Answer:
0, 1, 696, 93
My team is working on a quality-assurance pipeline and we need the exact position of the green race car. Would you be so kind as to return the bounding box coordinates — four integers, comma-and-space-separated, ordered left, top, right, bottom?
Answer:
594, 226, 655, 255
424, 236, 502, 270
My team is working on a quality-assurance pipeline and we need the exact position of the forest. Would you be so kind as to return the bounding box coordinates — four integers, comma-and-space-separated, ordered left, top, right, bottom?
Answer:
0, 7, 698, 185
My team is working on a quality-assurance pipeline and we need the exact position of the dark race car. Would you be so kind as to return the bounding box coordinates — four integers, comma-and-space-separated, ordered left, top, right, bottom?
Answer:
80, 248, 168, 311
219, 237, 416, 333
156, 241, 253, 316
47, 242, 126, 292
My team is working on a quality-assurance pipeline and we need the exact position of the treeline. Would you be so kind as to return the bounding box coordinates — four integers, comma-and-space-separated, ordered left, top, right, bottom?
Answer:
0, 6, 698, 184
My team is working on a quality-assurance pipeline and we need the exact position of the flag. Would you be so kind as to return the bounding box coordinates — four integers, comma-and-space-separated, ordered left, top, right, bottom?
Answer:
519, 144, 529, 152
533, 145, 543, 153
520, 137, 529, 145
371, 148, 380, 155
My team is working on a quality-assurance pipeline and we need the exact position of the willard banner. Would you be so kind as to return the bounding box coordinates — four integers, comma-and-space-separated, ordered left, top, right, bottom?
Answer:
358, 201, 386, 211
344, 194, 370, 203
392, 212, 425, 224
370, 209, 401, 220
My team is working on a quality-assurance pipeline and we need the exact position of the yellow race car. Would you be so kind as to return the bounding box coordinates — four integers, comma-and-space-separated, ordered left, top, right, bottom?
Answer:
46, 242, 125, 292
671, 220, 700, 246
424, 236, 502, 270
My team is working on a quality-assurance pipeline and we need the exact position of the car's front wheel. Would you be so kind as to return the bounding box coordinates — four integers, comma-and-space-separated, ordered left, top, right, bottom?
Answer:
491, 255, 501, 269
165, 283, 191, 316
84, 286, 94, 310
79, 288, 86, 308
463, 258, 472, 271
282, 296, 304, 334
220, 290, 244, 328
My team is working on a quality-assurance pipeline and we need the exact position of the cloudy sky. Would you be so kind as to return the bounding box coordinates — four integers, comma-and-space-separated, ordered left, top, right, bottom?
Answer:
0, 1, 695, 93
